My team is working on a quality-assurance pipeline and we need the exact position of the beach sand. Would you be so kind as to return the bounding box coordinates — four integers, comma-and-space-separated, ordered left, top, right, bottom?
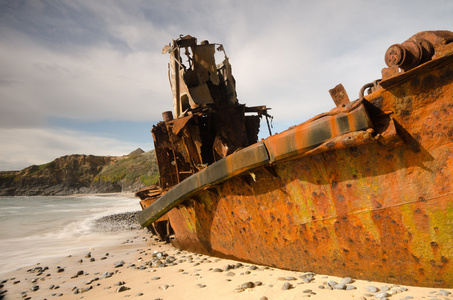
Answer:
1, 229, 452, 300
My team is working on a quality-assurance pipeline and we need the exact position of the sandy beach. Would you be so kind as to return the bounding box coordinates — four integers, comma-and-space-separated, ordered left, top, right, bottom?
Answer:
1, 227, 452, 300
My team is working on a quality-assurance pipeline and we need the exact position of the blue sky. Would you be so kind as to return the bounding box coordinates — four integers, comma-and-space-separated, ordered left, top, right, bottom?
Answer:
0, 0, 452, 171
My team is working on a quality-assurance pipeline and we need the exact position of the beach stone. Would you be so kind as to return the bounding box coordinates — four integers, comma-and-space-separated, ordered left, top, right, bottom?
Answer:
136, 293, 144, 296
439, 290, 451, 296
197, 284, 206, 288
249, 265, 258, 270
30, 285, 39, 291
374, 291, 389, 298
334, 283, 346, 290
327, 280, 338, 287
359, 297, 367, 300
85, 252, 91, 258
115, 281, 126, 286
223, 264, 233, 271
340, 277, 353, 284
303, 289, 312, 293
260, 297, 269, 300
380, 285, 390, 292
159, 284, 169, 290
255, 281, 263, 286
241, 282, 255, 289
365, 285, 378, 293
226, 272, 235, 276
286, 276, 297, 281
57, 268, 65, 273
346, 285, 356, 290
114, 261, 124, 268
282, 282, 292, 290
318, 285, 325, 289
212, 268, 223, 272
117, 286, 130, 293
400, 287, 408, 292
152, 276, 160, 280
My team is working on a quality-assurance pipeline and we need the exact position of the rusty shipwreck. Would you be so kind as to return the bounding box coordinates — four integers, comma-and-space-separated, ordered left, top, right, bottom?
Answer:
136, 31, 453, 288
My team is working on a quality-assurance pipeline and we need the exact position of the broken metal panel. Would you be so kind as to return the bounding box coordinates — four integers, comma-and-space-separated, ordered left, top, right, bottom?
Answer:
329, 83, 350, 107
166, 36, 243, 118
192, 43, 220, 85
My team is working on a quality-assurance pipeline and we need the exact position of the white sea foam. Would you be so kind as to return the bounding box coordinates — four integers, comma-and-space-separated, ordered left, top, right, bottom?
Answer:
0, 195, 140, 276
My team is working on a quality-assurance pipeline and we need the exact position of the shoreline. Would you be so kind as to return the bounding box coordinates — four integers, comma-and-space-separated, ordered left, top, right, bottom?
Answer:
64, 192, 137, 198
1, 228, 452, 300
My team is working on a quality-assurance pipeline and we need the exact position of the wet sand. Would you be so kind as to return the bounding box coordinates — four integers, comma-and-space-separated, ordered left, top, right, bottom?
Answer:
1, 229, 452, 300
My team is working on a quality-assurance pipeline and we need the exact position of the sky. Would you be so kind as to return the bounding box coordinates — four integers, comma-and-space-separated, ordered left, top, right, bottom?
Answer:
0, 0, 452, 171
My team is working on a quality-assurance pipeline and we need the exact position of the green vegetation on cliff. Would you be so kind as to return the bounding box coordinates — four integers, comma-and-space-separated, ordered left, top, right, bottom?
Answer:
0, 149, 159, 196
95, 150, 159, 187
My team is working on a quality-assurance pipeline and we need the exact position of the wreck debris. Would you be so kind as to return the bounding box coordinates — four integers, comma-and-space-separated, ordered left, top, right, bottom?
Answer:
137, 31, 453, 288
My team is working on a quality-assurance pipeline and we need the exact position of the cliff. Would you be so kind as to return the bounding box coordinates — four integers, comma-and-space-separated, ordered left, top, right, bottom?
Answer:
0, 149, 159, 196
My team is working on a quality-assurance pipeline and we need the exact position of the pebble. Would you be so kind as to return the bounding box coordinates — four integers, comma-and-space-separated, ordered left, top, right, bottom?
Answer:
439, 290, 451, 296
346, 285, 356, 290
212, 268, 223, 272
366, 285, 379, 293
30, 285, 39, 291
334, 283, 346, 290
380, 285, 390, 292
136, 292, 144, 296
117, 286, 130, 293
282, 282, 292, 290
114, 261, 124, 268
340, 277, 353, 284
226, 272, 235, 276
374, 291, 389, 298
327, 280, 338, 287
241, 282, 255, 289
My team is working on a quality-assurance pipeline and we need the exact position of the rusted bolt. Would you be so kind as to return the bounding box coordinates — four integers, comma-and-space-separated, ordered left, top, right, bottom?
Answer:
162, 111, 174, 122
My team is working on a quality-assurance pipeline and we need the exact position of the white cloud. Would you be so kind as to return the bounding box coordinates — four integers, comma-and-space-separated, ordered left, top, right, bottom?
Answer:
1, 0, 452, 170
0, 127, 139, 171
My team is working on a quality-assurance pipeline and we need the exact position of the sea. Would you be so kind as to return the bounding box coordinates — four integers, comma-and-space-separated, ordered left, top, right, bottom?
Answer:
0, 194, 140, 277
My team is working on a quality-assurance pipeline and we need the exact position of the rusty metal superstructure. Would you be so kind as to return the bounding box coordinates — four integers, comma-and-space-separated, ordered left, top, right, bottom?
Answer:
137, 31, 453, 288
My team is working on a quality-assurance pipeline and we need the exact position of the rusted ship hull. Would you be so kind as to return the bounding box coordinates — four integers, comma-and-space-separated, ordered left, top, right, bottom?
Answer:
137, 31, 453, 287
